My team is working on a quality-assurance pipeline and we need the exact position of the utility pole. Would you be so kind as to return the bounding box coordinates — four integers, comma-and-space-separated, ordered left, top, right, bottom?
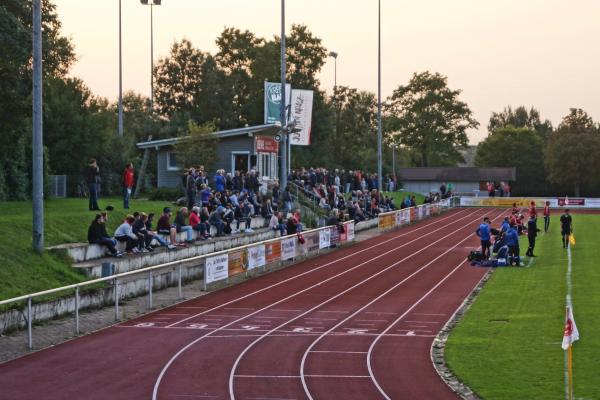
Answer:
32, 0, 44, 253
377, 0, 383, 192
279, 0, 288, 191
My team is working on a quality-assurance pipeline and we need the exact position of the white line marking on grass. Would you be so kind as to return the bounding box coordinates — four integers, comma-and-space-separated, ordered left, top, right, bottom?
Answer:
564, 244, 574, 400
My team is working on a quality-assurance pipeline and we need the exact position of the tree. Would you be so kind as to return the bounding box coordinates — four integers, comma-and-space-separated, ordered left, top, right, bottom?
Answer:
545, 109, 600, 196
488, 105, 552, 140
385, 71, 478, 167
475, 127, 547, 195
0, 0, 76, 199
173, 121, 218, 172
154, 39, 206, 119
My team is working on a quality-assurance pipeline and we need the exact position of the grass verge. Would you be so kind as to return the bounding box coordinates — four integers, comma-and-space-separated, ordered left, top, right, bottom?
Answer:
445, 214, 600, 399
0, 197, 176, 301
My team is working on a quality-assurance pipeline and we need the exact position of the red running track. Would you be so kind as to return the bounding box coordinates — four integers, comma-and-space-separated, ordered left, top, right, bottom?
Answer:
0, 207, 509, 400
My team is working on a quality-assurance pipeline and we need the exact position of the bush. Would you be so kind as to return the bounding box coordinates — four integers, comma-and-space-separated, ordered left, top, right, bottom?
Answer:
148, 187, 183, 202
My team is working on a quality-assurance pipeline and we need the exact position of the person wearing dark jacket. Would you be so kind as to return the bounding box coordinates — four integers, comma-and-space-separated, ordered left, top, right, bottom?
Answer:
209, 207, 225, 236
526, 216, 540, 257
132, 213, 155, 251
286, 217, 298, 235
88, 214, 121, 257
85, 158, 101, 211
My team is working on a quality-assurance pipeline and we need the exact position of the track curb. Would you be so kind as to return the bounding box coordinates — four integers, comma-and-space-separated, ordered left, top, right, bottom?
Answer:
430, 266, 494, 400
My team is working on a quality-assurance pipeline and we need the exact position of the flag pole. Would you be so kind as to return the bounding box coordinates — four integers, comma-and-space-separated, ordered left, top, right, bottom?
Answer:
567, 344, 573, 400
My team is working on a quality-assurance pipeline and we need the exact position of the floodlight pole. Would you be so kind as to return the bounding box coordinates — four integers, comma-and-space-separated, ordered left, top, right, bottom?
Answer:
279, 0, 288, 191
377, 0, 383, 191
118, 0, 124, 136
32, 0, 44, 253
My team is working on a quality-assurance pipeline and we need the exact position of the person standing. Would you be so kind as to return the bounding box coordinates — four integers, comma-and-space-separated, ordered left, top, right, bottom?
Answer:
526, 216, 539, 257
560, 209, 573, 249
185, 168, 197, 210
475, 217, 492, 258
85, 158, 101, 211
505, 224, 521, 266
122, 162, 134, 209
543, 201, 551, 233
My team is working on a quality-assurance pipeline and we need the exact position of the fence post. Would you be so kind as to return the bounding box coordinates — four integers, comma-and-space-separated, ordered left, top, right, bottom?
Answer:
178, 264, 182, 299
27, 297, 32, 350
114, 278, 119, 321
148, 271, 153, 310
75, 286, 80, 335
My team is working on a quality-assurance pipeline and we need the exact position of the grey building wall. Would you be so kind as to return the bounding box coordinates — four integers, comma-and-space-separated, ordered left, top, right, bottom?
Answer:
402, 181, 481, 195
156, 136, 255, 189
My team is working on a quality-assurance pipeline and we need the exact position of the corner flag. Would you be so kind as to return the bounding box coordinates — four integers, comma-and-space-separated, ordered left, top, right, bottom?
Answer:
562, 306, 579, 350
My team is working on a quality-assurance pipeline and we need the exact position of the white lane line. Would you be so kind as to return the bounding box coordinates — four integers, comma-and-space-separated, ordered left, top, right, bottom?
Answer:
228, 210, 488, 400
234, 375, 371, 379
309, 351, 368, 354
403, 321, 439, 324
367, 208, 509, 400
149, 209, 480, 400
164, 209, 471, 330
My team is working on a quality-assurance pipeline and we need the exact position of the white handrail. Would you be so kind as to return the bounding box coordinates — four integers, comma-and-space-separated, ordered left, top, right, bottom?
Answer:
0, 221, 354, 308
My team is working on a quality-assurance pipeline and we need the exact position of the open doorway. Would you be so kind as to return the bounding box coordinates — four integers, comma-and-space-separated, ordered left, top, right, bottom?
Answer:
232, 152, 250, 173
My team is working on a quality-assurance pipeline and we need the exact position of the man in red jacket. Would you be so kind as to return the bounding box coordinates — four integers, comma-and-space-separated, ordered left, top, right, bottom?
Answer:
122, 162, 134, 209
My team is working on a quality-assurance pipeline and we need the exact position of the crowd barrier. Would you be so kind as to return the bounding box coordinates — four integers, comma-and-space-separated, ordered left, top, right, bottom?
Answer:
459, 196, 600, 209
377, 198, 452, 232
0, 221, 355, 349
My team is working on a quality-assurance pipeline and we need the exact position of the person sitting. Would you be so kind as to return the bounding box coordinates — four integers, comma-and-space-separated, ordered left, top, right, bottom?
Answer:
132, 212, 155, 252
87, 214, 122, 257
293, 209, 303, 232
144, 212, 174, 249
286, 216, 298, 235
174, 207, 194, 243
269, 212, 286, 236
208, 207, 225, 237
157, 207, 181, 246
114, 215, 140, 254
242, 201, 255, 233
189, 206, 209, 239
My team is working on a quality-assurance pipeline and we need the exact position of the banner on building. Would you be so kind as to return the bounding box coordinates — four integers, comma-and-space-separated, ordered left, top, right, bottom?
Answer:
290, 89, 313, 146
205, 254, 229, 284
255, 136, 279, 153
264, 82, 292, 124
281, 237, 296, 260
248, 244, 266, 270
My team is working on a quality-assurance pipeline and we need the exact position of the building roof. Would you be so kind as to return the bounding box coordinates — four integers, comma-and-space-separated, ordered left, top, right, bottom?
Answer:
136, 124, 279, 149
398, 167, 516, 182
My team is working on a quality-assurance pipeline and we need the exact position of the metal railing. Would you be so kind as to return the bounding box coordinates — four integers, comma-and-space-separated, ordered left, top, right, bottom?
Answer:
0, 221, 355, 350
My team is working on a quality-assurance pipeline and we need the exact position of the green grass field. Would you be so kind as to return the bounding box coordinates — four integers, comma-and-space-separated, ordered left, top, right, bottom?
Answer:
446, 213, 600, 399
0, 197, 176, 301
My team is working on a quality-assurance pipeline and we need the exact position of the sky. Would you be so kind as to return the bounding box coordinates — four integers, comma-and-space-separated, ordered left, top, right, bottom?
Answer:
53, 0, 600, 144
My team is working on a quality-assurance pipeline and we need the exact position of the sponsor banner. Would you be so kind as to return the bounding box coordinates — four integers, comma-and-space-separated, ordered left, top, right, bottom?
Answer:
417, 206, 425, 220
290, 89, 313, 146
340, 225, 348, 242
395, 210, 402, 227
228, 249, 247, 276
378, 213, 395, 230
410, 207, 417, 222
425, 204, 431, 217
248, 244, 266, 270
319, 228, 331, 249
281, 237, 296, 260
558, 198, 585, 206
330, 227, 340, 245
255, 136, 279, 153
403, 209, 411, 224
459, 197, 557, 208
347, 223, 355, 241
431, 204, 439, 215
265, 241, 281, 264
205, 254, 229, 284
306, 232, 320, 252
264, 81, 292, 124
